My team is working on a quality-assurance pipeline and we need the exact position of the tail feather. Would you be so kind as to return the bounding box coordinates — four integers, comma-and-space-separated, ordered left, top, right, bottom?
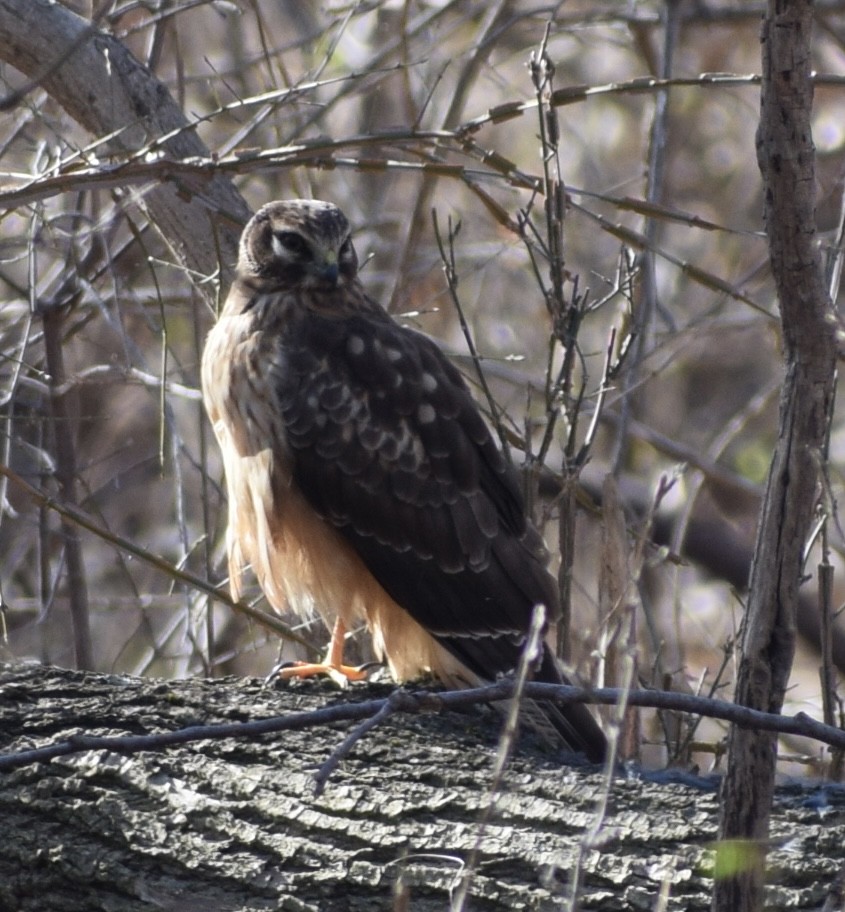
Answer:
526, 645, 607, 763
436, 635, 607, 763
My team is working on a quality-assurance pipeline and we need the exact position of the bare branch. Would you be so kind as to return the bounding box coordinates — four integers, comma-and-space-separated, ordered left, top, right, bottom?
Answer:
0, 0, 249, 296
2, 678, 843, 778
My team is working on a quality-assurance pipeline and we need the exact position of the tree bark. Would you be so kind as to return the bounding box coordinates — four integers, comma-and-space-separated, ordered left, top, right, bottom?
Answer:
714, 4, 838, 911
2, 663, 844, 912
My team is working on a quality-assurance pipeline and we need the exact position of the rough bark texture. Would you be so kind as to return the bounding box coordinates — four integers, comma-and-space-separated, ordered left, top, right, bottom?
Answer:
2, 663, 845, 912
714, 4, 838, 911
0, 0, 250, 297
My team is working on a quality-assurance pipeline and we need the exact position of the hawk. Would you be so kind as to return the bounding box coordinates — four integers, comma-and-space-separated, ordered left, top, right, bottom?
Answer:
202, 199, 606, 762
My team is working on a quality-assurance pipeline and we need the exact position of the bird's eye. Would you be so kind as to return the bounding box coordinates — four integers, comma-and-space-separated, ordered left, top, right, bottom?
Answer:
338, 237, 358, 275
273, 231, 311, 260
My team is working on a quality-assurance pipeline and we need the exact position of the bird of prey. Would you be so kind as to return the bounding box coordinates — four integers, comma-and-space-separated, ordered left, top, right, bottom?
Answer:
201, 199, 606, 762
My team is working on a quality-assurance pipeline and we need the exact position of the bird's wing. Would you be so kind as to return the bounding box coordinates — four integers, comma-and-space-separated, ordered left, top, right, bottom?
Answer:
269, 305, 557, 677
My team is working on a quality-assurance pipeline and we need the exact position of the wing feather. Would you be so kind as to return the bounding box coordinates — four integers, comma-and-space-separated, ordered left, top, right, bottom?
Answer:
271, 305, 550, 656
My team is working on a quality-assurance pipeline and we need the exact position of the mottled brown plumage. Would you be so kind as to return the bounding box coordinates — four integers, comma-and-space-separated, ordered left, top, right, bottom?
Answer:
202, 199, 606, 761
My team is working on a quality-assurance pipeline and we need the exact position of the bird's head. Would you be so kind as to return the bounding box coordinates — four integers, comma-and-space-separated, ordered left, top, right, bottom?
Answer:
238, 199, 359, 292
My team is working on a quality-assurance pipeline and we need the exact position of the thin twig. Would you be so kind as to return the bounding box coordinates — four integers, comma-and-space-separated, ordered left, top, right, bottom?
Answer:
41, 304, 93, 670
612, 0, 682, 473
452, 606, 547, 912
313, 697, 400, 797
431, 209, 511, 460
0, 462, 318, 655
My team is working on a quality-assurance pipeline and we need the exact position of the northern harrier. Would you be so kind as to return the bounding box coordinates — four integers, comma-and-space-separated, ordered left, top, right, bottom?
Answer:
202, 199, 606, 762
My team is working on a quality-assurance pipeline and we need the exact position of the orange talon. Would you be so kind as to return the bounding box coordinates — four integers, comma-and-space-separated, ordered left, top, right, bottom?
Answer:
275, 619, 369, 687
276, 660, 369, 686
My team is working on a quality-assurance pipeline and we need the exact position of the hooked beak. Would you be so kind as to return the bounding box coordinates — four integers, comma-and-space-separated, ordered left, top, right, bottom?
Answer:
311, 253, 339, 286
319, 262, 339, 284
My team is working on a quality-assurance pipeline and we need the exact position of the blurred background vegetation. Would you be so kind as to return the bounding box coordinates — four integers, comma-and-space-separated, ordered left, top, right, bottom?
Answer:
1, 0, 844, 771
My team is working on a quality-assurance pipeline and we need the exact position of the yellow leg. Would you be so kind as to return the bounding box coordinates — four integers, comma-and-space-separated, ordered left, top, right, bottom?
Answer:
276, 618, 369, 687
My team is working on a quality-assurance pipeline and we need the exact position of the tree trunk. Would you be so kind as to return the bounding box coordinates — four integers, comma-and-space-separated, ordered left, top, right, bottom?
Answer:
714, 4, 838, 910
2, 663, 844, 912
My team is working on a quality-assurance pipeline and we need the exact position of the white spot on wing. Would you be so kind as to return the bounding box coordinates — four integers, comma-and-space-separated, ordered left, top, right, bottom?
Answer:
418, 403, 436, 424
421, 372, 438, 393
348, 335, 366, 356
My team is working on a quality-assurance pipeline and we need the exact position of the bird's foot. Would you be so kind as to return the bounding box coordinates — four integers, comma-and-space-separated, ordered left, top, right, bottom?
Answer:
270, 660, 378, 689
